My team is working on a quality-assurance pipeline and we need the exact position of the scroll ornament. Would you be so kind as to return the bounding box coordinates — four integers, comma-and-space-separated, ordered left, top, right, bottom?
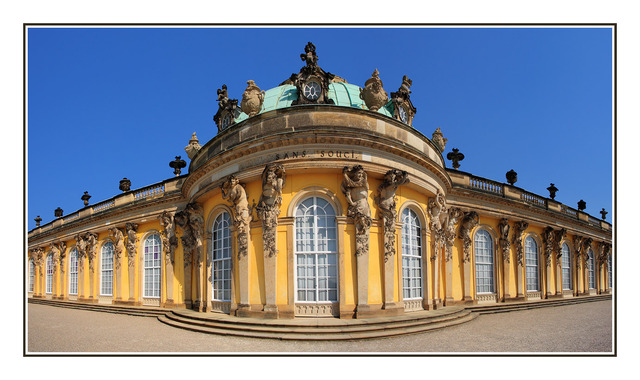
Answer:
341, 165, 372, 257
375, 169, 409, 262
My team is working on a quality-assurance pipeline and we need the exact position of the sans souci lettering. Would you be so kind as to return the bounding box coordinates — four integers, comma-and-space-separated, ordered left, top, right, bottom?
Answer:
274, 150, 361, 160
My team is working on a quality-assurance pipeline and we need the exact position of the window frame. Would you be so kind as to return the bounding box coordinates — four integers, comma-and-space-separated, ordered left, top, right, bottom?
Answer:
100, 241, 114, 296
45, 253, 53, 294
28, 259, 34, 293
474, 228, 496, 294
211, 212, 232, 302
401, 207, 423, 300
69, 248, 78, 295
561, 243, 572, 290
588, 248, 595, 289
143, 234, 162, 299
293, 196, 339, 304
525, 236, 540, 292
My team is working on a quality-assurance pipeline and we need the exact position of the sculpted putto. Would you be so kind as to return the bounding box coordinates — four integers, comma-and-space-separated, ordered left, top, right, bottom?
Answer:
341, 165, 372, 257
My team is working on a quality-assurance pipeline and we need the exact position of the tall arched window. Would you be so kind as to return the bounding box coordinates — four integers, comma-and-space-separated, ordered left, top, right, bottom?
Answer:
474, 229, 495, 294
588, 248, 595, 289
69, 248, 78, 295
211, 212, 232, 302
28, 259, 34, 293
101, 242, 114, 296
143, 234, 162, 298
608, 254, 612, 288
45, 254, 53, 294
401, 208, 423, 300
561, 243, 572, 290
294, 197, 338, 303
525, 236, 539, 292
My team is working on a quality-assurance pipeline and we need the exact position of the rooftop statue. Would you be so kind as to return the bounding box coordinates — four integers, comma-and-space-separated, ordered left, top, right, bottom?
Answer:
301, 41, 318, 68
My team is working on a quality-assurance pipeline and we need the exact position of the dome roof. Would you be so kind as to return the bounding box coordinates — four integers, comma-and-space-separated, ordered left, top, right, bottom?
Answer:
233, 82, 394, 124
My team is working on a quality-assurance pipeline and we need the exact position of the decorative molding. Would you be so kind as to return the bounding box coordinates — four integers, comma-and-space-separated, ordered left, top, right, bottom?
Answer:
375, 169, 409, 262
341, 165, 371, 257
295, 303, 339, 317
403, 299, 422, 312
390, 75, 417, 125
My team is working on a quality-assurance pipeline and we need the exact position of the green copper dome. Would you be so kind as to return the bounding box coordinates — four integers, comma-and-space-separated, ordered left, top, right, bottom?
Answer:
233, 82, 394, 124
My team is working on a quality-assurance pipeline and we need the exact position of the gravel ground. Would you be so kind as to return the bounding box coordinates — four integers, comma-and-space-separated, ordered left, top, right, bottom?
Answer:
27, 300, 613, 354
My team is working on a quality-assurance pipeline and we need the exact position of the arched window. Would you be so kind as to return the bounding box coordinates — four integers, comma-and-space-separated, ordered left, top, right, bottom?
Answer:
101, 242, 114, 296
294, 197, 338, 303
69, 248, 78, 295
401, 208, 423, 300
561, 243, 572, 290
143, 234, 162, 298
474, 229, 495, 294
525, 236, 539, 292
28, 259, 34, 293
608, 254, 612, 288
211, 212, 232, 302
588, 248, 595, 289
45, 254, 53, 294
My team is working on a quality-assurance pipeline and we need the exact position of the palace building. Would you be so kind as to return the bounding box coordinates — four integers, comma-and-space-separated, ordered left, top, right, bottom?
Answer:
27, 42, 612, 321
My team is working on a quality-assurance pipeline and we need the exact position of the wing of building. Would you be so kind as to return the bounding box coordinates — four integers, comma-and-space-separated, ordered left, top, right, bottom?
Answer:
27, 42, 613, 320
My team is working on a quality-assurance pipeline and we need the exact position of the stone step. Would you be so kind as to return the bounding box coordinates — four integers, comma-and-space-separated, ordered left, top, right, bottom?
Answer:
161, 308, 472, 336
28, 298, 165, 317
468, 295, 611, 314
157, 312, 477, 341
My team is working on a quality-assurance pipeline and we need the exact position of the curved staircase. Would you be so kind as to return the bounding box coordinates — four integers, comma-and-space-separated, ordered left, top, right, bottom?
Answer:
157, 307, 476, 341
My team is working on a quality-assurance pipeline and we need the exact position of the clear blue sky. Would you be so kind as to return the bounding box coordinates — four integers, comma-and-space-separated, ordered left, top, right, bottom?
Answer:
27, 27, 613, 229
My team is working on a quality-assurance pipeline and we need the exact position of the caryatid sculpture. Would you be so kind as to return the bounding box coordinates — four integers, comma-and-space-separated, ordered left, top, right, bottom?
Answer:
109, 227, 125, 270
158, 211, 178, 265
375, 169, 409, 262
125, 223, 138, 269
542, 227, 555, 267
553, 228, 567, 264
256, 164, 286, 258
459, 211, 480, 263
75, 233, 87, 266
85, 232, 98, 273
186, 203, 205, 267
427, 190, 447, 260
512, 221, 529, 266
221, 174, 251, 259
444, 207, 463, 262
55, 241, 67, 273
498, 218, 511, 263
341, 165, 372, 257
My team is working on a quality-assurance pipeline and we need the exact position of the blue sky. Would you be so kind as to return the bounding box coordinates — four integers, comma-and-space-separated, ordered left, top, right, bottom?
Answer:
27, 27, 613, 229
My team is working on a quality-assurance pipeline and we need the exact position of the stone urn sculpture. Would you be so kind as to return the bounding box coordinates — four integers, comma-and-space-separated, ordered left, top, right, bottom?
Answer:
241, 80, 265, 117
359, 69, 388, 111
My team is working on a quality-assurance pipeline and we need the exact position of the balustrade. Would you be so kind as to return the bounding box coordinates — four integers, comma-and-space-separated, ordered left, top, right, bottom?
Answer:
469, 176, 504, 196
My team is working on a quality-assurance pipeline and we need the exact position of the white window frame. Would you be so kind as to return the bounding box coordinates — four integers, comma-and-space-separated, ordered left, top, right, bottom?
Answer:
294, 196, 338, 303
69, 248, 78, 295
588, 248, 595, 289
561, 243, 572, 290
28, 259, 34, 293
608, 254, 612, 288
211, 212, 232, 302
474, 229, 495, 294
525, 236, 539, 292
143, 234, 162, 299
45, 254, 53, 294
101, 242, 114, 296
401, 207, 423, 300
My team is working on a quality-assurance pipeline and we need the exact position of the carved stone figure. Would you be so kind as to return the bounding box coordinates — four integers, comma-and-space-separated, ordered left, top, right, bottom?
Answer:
56, 241, 67, 273
432, 127, 448, 152
553, 228, 567, 264
512, 221, 529, 266
498, 218, 511, 263
360, 69, 388, 112
444, 207, 463, 262
109, 227, 125, 270
300, 42, 318, 68
221, 174, 251, 259
341, 165, 372, 257
427, 190, 447, 260
542, 226, 555, 267
186, 203, 205, 267
213, 84, 239, 131
158, 211, 178, 265
125, 223, 139, 268
50, 242, 60, 271
85, 232, 98, 272
256, 164, 286, 258
174, 210, 194, 266
184, 132, 202, 160
375, 169, 409, 262
33, 247, 44, 271
459, 211, 479, 263
241, 80, 265, 117
574, 235, 584, 269
75, 233, 87, 266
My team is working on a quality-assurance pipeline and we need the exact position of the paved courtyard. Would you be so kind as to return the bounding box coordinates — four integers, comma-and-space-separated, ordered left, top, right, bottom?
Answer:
27, 300, 613, 354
